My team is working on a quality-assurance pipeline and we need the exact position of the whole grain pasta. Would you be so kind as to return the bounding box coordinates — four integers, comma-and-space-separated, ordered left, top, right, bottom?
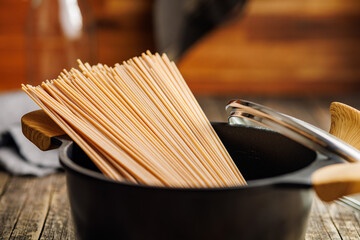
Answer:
22, 51, 246, 187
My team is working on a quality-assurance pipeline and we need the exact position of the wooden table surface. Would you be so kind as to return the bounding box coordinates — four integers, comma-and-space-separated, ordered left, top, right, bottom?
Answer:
0, 96, 360, 239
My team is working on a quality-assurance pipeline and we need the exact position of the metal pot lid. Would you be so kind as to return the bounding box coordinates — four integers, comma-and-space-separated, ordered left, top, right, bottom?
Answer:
226, 99, 360, 163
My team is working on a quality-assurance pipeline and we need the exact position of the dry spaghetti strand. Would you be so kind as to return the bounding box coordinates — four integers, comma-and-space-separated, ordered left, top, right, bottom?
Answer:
22, 51, 246, 187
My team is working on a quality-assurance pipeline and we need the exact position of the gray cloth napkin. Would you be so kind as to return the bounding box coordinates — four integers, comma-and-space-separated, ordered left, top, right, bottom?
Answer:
0, 90, 61, 176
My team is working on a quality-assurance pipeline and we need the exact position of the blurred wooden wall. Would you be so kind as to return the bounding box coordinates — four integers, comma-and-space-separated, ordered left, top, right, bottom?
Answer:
1, 0, 360, 95
178, 0, 360, 95
0, 0, 154, 92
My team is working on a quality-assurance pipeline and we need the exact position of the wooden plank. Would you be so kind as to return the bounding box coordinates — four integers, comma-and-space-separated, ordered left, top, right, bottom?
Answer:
0, 173, 74, 240
8, 176, 53, 239
39, 174, 75, 240
0, 172, 10, 197
327, 201, 360, 239
306, 197, 343, 239
307, 197, 360, 239
0, 177, 35, 239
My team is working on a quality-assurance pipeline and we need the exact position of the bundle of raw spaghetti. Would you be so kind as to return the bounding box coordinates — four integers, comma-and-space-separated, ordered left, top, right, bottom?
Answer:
22, 51, 246, 187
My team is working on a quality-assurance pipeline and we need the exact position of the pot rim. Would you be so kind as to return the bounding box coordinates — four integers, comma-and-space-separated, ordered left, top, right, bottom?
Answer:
59, 139, 343, 192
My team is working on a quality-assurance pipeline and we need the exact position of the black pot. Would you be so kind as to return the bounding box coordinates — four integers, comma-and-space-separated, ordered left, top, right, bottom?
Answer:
59, 123, 342, 240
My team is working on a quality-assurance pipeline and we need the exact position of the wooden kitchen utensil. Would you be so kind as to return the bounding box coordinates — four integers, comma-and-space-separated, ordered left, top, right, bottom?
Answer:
312, 102, 360, 202
330, 102, 360, 151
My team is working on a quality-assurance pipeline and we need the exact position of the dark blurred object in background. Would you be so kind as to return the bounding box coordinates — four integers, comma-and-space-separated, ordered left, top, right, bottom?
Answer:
154, 0, 247, 60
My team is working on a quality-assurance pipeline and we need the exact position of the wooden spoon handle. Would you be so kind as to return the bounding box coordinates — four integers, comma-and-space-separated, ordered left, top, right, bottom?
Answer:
312, 163, 360, 202
21, 110, 66, 151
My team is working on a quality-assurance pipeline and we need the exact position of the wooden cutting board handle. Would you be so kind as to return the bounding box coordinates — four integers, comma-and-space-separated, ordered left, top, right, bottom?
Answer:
21, 110, 66, 151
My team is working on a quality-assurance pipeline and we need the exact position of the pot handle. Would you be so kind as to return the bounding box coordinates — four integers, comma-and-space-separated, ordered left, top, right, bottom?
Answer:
21, 110, 66, 151
312, 102, 360, 202
312, 163, 360, 202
